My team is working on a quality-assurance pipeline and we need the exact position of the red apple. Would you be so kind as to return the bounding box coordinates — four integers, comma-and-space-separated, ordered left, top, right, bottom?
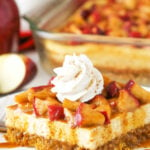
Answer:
0, 54, 37, 94
0, 0, 19, 54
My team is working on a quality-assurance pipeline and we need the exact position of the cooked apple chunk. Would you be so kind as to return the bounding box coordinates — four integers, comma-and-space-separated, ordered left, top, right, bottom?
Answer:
63, 99, 80, 111
117, 89, 140, 112
74, 103, 105, 127
90, 95, 111, 118
126, 80, 150, 104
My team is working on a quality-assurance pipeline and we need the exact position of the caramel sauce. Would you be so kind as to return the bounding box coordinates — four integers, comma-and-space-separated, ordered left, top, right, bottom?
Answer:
138, 139, 150, 148
24, 110, 33, 115
0, 140, 150, 149
0, 142, 18, 148
8, 104, 18, 110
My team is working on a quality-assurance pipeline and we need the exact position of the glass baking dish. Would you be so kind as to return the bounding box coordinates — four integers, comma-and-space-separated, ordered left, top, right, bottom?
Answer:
24, 0, 150, 86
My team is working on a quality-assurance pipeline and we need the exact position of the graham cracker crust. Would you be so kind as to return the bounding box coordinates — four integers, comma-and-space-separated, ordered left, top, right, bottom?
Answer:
4, 124, 150, 150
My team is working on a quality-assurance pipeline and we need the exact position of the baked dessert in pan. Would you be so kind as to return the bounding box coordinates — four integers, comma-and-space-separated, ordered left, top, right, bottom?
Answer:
5, 54, 150, 150
43, 0, 150, 85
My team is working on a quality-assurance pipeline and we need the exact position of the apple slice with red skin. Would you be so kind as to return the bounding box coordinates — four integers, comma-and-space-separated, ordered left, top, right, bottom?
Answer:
33, 98, 49, 116
0, 54, 37, 94
100, 111, 110, 124
33, 96, 61, 117
21, 55, 37, 85
48, 105, 65, 121
74, 103, 105, 127
28, 85, 56, 102
125, 80, 150, 104
30, 85, 51, 92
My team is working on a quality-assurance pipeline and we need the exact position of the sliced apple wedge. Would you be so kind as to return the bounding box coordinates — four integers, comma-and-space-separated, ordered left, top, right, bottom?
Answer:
0, 54, 37, 94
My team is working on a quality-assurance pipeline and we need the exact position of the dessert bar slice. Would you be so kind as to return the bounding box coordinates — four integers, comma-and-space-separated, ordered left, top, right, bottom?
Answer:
5, 55, 150, 150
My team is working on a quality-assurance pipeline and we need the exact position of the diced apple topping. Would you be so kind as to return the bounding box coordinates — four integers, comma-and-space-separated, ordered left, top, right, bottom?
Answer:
33, 98, 51, 116
90, 95, 111, 118
108, 98, 117, 108
14, 76, 150, 128
28, 85, 56, 102
63, 99, 80, 111
125, 80, 135, 91
48, 105, 65, 121
33, 96, 60, 117
106, 81, 121, 98
125, 80, 150, 104
74, 103, 105, 127
18, 102, 33, 112
117, 89, 140, 112
15, 90, 29, 103
15, 85, 56, 104
64, 108, 75, 127
30, 85, 51, 92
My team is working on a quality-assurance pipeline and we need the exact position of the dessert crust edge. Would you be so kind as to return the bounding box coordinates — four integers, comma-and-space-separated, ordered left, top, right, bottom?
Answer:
5, 124, 150, 150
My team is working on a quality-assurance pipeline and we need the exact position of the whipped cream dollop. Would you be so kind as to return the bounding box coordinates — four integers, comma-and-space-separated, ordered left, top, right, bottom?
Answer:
51, 54, 104, 102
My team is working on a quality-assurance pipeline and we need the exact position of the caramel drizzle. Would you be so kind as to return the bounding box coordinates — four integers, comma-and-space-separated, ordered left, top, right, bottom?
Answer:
0, 142, 18, 148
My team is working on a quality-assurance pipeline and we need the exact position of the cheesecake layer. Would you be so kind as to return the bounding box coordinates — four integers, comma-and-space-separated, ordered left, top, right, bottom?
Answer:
5, 103, 150, 150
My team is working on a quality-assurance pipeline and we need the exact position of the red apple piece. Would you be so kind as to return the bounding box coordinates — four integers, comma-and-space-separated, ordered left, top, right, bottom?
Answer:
48, 105, 65, 121
30, 85, 51, 92
74, 103, 105, 127
0, 54, 37, 94
106, 81, 120, 98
